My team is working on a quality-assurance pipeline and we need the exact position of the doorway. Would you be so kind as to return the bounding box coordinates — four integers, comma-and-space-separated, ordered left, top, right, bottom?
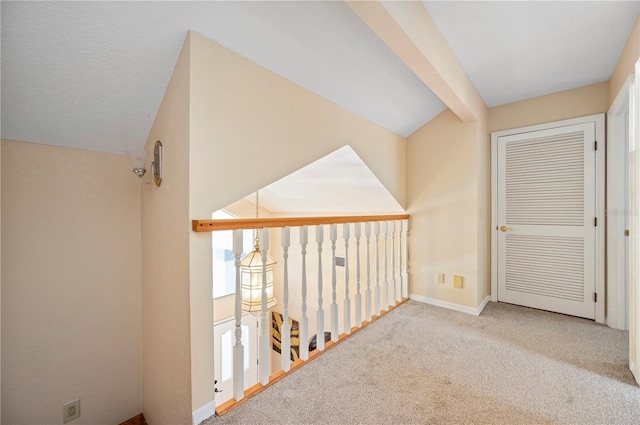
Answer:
491, 114, 605, 321
213, 313, 258, 407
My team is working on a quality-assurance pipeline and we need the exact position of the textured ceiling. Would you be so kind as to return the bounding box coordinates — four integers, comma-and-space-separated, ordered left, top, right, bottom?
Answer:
1, 1, 444, 154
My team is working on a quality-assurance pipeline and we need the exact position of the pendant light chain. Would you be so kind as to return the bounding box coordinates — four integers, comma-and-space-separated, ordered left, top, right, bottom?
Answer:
239, 189, 278, 313
254, 190, 260, 249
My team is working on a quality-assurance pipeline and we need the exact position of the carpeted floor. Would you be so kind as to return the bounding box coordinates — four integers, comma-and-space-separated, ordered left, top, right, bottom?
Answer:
205, 301, 639, 425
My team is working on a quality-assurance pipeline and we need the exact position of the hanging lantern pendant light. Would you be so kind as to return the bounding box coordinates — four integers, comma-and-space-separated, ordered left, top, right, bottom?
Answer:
240, 191, 277, 312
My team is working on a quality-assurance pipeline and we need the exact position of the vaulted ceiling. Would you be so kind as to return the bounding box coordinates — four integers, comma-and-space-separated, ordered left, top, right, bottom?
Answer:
3, 1, 638, 214
3, 1, 638, 155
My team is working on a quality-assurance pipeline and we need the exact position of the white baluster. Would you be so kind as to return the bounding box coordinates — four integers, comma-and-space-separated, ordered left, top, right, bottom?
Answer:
383, 221, 389, 311
232, 230, 244, 401
330, 224, 339, 342
316, 225, 325, 352
398, 221, 404, 303
403, 219, 409, 299
299, 226, 309, 361
343, 223, 351, 334
391, 221, 397, 306
365, 222, 372, 321
354, 223, 362, 326
375, 222, 381, 316
259, 228, 270, 385
281, 227, 291, 372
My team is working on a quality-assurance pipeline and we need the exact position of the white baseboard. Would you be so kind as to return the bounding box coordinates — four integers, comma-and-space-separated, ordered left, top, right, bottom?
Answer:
477, 295, 490, 315
192, 400, 217, 425
409, 294, 491, 316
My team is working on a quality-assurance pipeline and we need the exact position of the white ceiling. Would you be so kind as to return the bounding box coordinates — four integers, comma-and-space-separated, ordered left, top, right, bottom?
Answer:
2, 1, 639, 213
424, 1, 640, 107
248, 145, 405, 214
1, 1, 444, 154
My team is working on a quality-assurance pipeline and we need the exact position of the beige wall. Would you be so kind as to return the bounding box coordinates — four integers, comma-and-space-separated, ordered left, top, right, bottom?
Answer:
407, 109, 480, 308
1, 140, 142, 424
186, 32, 406, 215
405, 85, 610, 312
186, 31, 407, 414
1, 138, 2, 417
476, 110, 491, 305
610, 15, 640, 105
488, 81, 610, 133
141, 35, 193, 425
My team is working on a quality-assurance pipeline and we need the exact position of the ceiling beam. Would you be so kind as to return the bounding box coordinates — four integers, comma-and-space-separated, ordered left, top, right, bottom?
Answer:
346, 1, 487, 122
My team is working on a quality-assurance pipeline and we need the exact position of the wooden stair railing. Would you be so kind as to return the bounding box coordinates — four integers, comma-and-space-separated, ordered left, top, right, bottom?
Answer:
192, 214, 409, 417
192, 214, 408, 232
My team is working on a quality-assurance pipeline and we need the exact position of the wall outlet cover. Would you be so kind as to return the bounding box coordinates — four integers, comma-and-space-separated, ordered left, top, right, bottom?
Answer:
63, 399, 80, 423
437, 273, 445, 284
453, 275, 463, 289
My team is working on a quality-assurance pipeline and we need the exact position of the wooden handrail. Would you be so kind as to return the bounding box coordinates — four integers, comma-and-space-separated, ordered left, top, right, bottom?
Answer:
192, 214, 409, 232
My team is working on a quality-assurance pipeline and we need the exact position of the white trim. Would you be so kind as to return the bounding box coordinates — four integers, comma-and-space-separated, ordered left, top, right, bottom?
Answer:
631, 59, 640, 385
594, 113, 606, 324
490, 114, 606, 323
610, 75, 634, 115
606, 75, 633, 330
491, 135, 499, 302
192, 400, 217, 425
490, 114, 605, 139
409, 294, 490, 316
477, 295, 491, 314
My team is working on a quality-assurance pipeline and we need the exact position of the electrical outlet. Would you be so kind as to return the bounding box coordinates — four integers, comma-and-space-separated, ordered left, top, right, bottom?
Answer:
63, 399, 80, 423
437, 272, 445, 284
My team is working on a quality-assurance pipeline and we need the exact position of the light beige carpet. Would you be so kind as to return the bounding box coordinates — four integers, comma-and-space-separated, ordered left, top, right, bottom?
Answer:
205, 300, 639, 425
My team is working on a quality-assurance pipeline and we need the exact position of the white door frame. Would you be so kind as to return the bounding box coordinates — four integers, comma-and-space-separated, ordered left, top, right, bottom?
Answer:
630, 59, 640, 384
607, 75, 633, 330
212, 313, 258, 406
491, 114, 606, 324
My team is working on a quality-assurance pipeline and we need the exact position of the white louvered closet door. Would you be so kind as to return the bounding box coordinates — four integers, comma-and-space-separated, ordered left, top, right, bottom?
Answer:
497, 123, 596, 319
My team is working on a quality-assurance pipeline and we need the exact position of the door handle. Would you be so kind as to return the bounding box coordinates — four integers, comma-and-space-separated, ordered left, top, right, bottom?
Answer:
499, 226, 513, 232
